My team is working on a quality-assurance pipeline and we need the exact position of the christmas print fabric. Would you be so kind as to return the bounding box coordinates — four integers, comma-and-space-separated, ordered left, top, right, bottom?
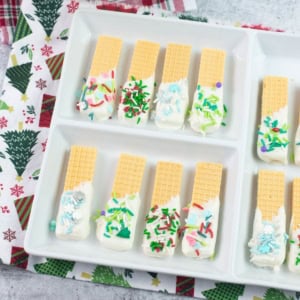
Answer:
0, 0, 299, 299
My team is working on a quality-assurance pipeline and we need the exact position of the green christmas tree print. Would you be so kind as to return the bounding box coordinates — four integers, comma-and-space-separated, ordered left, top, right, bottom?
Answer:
263, 288, 294, 300
13, 11, 33, 43
32, 0, 63, 41
34, 258, 75, 278
1, 129, 40, 181
6, 58, 32, 101
202, 282, 245, 300
0, 100, 13, 112
91, 265, 131, 287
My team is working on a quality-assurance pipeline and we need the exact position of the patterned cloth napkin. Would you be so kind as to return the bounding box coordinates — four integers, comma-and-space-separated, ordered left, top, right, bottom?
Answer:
0, 0, 21, 44
0, 0, 299, 299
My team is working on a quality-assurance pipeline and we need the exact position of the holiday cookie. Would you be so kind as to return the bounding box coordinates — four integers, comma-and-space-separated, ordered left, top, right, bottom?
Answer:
118, 40, 160, 125
56, 146, 97, 240
257, 76, 289, 164
154, 43, 191, 130
143, 161, 182, 257
96, 153, 146, 250
182, 162, 223, 258
189, 48, 226, 135
248, 170, 287, 271
288, 178, 300, 272
77, 36, 122, 121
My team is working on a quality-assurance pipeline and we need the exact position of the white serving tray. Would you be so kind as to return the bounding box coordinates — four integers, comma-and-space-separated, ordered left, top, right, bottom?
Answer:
24, 9, 300, 292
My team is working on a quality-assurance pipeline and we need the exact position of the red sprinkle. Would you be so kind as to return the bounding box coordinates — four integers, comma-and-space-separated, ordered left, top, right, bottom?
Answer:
193, 203, 204, 210
101, 83, 112, 93
205, 223, 214, 238
195, 249, 200, 256
175, 211, 180, 218
182, 207, 189, 212
272, 127, 280, 132
199, 223, 204, 233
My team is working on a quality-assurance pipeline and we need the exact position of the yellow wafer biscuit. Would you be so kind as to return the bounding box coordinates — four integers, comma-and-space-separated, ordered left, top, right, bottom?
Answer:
128, 40, 160, 80
261, 76, 288, 118
161, 43, 191, 83
64, 146, 97, 191
292, 178, 300, 230
89, 36, 122, 76
198, 48, 226, 87
257, 170, 285, 221
151, 161, 183, 206
112, 153, 146, 198
192, 162, 223, 205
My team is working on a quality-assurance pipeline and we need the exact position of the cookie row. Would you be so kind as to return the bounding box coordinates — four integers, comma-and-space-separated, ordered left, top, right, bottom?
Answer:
256, 76, 300, 165
248, 169, 300, 273
76, 36, 226, 135
53, 145, 223, 259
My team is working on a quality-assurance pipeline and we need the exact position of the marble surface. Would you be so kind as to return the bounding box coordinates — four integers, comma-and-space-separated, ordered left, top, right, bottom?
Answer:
1, 0, 300, 298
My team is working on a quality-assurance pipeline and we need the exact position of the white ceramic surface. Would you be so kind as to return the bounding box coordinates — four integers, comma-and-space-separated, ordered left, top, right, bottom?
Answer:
25, 9, 300, 292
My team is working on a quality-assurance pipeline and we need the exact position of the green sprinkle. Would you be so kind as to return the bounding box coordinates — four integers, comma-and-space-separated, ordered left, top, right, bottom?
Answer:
104, 233, 110, 238
49, 219, 56, 232
112, 198, 118, 204
116, 227, 131, 239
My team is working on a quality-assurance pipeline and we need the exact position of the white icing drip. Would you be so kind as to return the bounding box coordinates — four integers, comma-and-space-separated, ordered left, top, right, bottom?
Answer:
78, 69, 116, 121
257, 106, 288, 164
96, 192, 140, 251
248, 206, 287, 271
288, 220, 300, 273
182, 197, 220, 259
56, 182, 93, 240
154, 79, 189, 130
189, 85, 223, 135
142, 195, 181, 258
118, 76, 154, 126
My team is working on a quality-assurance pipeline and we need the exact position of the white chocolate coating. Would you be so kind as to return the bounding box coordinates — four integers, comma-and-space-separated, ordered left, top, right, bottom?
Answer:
56, 182, 93, 240
248, 207, 287, 271
257, 106, 288, 164
78, 69, 116, 121
96, 193, 140, 251
154, 79, 189, 130
288, 222, 300, 273
189, 84, 223, 135
118, 76, 154, 126
182, 197, 219, 259
142, 196, 181, 258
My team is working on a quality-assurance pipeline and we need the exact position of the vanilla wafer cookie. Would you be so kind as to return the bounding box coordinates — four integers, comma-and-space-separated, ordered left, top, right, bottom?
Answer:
288, 178, 300, 272
56, 146, 97, 240
189, 48, 226, 135
77, 36, 122, 121
257, 76, 289, 164
118, 40, 160, 125
154, 43, 191, 130
248, 170, 287, 271
182, 162, 223, 258
143, 161, 182, 257
294, 112, 300, 165
96, 154, 146, 250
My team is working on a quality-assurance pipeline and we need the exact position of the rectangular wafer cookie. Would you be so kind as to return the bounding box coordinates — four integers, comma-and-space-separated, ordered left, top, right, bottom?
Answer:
151, 161, 183, 206
154, 43, 191, 130
128, 40, 160, 80
56, 145, 97, 240
112, 154, 146, 198
190, 48, 226, 135
143, 161, 182, 257
257, 170, 285, 220
192, 162, 223, 205
182, 162, 223, 258
248, 169, 286, 270
78, 36, 123, 121
257, 76, 289, 164
96, 153, 146, 250
288, 178, 300, 272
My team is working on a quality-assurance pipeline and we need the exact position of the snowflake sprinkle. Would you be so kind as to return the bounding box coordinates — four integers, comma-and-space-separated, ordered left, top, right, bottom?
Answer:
3, 228, 16, 242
